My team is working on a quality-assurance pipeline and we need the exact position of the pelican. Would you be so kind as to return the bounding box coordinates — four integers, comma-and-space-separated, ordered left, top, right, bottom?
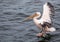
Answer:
22, 2, 56, 37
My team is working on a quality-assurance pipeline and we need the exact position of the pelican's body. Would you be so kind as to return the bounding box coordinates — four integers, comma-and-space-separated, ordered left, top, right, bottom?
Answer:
23, 2, 56, 37
32, 2, 56, 37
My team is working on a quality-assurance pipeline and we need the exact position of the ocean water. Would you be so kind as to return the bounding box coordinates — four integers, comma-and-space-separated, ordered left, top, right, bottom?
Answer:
0, 0, 60, 42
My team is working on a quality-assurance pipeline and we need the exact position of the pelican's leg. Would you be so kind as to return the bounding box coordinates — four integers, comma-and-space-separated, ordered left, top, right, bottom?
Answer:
36, 24, 44, 37
36, 23, 47, 37
36, 26, 47, 37
41, 26, 49, 37
36, 27, 45, 37
36, 32, 43, 37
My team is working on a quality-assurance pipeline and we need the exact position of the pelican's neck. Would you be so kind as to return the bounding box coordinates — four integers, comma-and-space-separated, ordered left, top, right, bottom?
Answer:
33, 16, 40, 24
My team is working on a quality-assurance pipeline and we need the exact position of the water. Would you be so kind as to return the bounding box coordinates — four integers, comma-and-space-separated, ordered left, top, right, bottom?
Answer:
0, 0, 60, 42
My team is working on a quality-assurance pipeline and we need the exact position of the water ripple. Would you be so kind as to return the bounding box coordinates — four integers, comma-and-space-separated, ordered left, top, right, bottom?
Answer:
0, 0, 60, 42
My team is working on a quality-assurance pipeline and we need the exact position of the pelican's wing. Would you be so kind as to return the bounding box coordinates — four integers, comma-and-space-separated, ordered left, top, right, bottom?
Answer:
43, 2, 54, 15
39, 2, 54, 24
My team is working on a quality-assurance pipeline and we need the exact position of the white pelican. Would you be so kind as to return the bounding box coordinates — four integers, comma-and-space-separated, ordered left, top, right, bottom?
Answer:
22, 2, 56, 37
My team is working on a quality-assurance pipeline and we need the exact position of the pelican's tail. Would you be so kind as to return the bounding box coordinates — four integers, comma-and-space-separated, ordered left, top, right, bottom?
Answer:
49, 27, 56, 32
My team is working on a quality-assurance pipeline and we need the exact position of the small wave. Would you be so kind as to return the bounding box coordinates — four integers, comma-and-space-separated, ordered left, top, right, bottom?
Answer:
17, 13, 29, 17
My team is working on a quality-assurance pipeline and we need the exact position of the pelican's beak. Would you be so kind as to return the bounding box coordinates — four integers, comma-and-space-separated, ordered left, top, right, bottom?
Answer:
22, 12, 40, 22
26, 14, 36, 19
22, 15, 35, 22
22, 13, 39, 22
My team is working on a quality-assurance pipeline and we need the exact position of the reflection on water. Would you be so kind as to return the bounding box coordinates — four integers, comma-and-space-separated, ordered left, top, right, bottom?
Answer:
0, 0, 60, 42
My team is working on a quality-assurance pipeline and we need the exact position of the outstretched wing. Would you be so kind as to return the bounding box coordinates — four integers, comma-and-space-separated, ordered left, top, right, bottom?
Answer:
43, 2, 54, 15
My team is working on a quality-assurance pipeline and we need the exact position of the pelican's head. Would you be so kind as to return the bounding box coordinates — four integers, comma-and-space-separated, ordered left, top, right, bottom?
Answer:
43, 2, 54, 14
26, 12, 41, 20
22, 12, 41, 22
